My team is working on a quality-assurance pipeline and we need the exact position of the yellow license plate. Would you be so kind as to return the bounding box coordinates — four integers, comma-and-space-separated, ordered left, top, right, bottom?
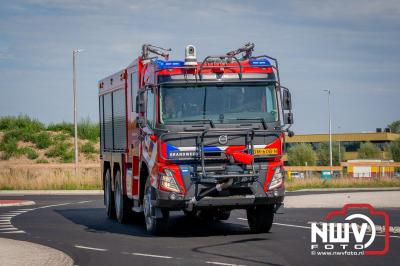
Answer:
254, 148, 278, 155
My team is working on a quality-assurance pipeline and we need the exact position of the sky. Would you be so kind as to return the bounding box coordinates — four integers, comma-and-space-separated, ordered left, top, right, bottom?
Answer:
0, 0, 399, 134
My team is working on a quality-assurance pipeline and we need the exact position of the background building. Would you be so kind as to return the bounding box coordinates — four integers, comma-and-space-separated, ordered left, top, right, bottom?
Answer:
285, 131, 400, 161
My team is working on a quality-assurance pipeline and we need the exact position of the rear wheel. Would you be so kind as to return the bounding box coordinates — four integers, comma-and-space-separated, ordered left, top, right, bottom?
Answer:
143, 179, 169, 235
104, 169, 115, 219
114, 170, 132, 223
247, 205, 274, 233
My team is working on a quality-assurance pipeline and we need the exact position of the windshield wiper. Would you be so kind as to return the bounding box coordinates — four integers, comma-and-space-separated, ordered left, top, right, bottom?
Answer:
228, 117, 267, 129
171, 119, 215, 128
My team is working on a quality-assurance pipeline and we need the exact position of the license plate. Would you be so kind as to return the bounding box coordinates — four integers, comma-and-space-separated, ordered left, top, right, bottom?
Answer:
254, 148, 278, 155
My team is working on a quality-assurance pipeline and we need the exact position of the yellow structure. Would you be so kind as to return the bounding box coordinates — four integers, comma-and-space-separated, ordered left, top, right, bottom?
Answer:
284, 132, 399, 161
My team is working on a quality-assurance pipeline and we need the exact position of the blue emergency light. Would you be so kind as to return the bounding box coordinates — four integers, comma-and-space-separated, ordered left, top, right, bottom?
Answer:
249, 59, 271, 66
156, 60, 185, 68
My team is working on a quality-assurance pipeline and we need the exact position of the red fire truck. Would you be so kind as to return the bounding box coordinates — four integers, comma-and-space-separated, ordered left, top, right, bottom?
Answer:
98, 43, 293, 234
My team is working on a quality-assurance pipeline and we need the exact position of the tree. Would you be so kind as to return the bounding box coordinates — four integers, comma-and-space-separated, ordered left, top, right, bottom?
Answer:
287, 143, 316, 166
357, 142, 381, 159
389, 138, 400, 162
316, 142, 343, 166
388, 120, 400, 133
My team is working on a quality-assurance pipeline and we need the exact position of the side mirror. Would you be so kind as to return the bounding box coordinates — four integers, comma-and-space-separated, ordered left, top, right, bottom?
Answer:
282, 87, 292, 111
284, 112, 294, 125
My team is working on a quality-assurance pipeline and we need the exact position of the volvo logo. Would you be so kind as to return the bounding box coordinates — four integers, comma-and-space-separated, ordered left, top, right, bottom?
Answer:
218, 135, 228, 145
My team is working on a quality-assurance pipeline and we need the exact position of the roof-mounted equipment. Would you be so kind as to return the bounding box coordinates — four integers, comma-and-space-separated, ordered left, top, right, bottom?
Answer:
226, 42, 255, 60
184, 45, 197, 66
141, 44, 171, 62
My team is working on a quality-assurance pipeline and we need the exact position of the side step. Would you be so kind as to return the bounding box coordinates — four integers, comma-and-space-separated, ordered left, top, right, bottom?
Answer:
132, 200, 143, 212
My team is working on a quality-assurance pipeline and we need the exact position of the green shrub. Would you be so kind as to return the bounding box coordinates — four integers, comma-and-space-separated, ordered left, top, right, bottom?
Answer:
47, 122, 73, 134
33, 132, 52, 149
78, 118, 99, 141
287, 143, 317, 166
80, 142, 97, 154
2, 128, 34, 143
60, 149, 74, 163
24, 147, 38, 160
52, 133, 69, 143
0, 115, 44, 132
0, 137, 21, 160
45, 142, 74, 163
45, 142, 70, 158
358, 142, 381, 159
47, 119, 99, 141
36, 158, 49, 164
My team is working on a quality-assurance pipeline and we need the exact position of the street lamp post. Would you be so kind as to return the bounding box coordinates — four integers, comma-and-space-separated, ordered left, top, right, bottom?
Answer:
337, 126, 341, 163
323, 89, 333, 173
73, 49, 83, 174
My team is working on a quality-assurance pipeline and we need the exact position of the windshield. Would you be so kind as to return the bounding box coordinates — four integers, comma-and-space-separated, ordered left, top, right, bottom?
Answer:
160, 84, 278, 125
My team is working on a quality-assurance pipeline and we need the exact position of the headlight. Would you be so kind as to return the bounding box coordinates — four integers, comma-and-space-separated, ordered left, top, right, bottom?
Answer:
159, 169, 181, 193
269, 167, 283, 190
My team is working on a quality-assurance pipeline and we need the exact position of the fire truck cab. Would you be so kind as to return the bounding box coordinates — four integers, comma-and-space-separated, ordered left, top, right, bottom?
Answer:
98, 43, 293, 235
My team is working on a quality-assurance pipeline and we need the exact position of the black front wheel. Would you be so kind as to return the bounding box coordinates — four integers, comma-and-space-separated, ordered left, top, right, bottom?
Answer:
246, 205, 274, 233
143, 180, 169, 235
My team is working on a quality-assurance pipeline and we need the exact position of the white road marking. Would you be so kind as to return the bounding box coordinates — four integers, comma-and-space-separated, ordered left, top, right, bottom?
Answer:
0, 201, 94, 235
237, 218, 400, 239
131, 252, 173, 259
206, 262, 245, 266
1, 230, 25, 234
0, 227, 17, 231
273, 221, 400, 239
74, 245, 108, 252
37, 202, 72, 209
273, 222, 310, 229
77, 200, 94, 204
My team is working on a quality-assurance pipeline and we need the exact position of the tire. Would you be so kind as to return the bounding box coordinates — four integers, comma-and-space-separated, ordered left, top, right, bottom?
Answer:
246, 205, 274, 233
143, 179, 169, 235
104, 169, 115, 219
114, 170, 132, 224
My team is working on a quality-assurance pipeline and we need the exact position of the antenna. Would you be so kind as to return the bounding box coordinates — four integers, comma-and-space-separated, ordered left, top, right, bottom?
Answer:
142, 44, 171, 61
226, 42, 255, 60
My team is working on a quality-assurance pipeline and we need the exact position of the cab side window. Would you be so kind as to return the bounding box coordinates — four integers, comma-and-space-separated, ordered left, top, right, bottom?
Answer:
146, 90, 155, 128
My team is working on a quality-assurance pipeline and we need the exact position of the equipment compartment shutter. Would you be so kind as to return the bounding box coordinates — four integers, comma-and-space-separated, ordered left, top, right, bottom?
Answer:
112, 88, 127, 150
99, 95, 105, 153
103, 93, 113, 150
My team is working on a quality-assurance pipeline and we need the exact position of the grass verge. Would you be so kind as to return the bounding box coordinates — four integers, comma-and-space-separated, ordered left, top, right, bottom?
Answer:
0, 167, 101, 190
286, 177, 400, 191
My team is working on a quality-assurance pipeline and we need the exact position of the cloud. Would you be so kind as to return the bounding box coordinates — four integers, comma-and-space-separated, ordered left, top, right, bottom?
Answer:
0, 0, 399, 133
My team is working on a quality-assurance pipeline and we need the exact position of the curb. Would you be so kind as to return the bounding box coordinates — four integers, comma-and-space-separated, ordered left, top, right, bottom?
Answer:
0, 200, 35, 207
0, 238, 73, 266
0, 190, 103, 196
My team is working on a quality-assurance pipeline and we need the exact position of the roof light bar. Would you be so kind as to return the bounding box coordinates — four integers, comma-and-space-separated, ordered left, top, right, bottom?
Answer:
249, 59, 271, 66
156, 60, 185, 69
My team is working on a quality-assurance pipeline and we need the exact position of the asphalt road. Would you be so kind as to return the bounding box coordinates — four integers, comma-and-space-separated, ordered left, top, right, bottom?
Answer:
0, 194, 398, 266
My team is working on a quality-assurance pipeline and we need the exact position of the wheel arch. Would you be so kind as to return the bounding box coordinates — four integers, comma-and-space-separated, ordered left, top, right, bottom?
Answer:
139, 161, 150, 204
